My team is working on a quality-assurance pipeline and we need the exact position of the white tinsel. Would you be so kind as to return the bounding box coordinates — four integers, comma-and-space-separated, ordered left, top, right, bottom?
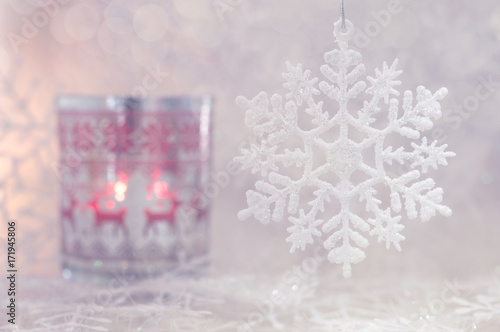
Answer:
1, 262, 499, 332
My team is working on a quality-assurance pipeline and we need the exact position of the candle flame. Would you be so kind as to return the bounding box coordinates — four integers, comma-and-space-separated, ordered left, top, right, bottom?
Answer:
113, 181, 127, 202
115, 193, 125, 202
114, 181, 127, 194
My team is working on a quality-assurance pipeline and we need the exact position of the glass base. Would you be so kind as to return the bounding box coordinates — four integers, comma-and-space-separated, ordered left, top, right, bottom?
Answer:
62, 256, 208, 285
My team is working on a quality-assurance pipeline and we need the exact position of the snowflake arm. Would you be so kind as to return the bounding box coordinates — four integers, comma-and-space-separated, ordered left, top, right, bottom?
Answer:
410, 137, 456, 173
322, 210, 370, 278
235, 143, 307, 177
235, 143, 279, 176
398, 86, 449, 135
282, 62, 320, 107
366, 59, 402, 104
237, 181, 286, 224
361, 188, 405, 251
286, 209, 322, 253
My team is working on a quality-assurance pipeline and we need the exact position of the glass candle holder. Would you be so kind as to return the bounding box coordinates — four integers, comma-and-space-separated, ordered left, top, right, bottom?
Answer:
57, 95, 212, 282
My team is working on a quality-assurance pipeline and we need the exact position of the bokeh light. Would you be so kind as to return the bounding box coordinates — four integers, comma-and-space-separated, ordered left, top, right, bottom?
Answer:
153, 181, 169, 199
0, 45, 10, 75
489, 6, 500, 40
64, 4, 101, 41
8, 0, 37, 15
105, 200, 115, 209
115, 193, 125, 202
114, 181, 127, 194
445, 33, 486, 75
104, 2, 133, 35
382, 10, 421, 49
133, 4, 169, 42
97, 21, 130, 55
481, 172, 494, 185
173, 0, 212, 20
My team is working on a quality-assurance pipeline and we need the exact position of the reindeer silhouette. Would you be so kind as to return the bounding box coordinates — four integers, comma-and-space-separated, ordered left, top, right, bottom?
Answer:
88, 199, 128, 236
61, 197, 78, 230
143, 199, 181, 235
190, 193, 210, 223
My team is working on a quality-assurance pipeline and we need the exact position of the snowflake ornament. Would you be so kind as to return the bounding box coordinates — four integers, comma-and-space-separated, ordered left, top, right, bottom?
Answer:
235, 19, 455, 278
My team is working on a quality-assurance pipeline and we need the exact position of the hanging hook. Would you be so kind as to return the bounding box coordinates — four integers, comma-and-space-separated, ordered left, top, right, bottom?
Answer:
341, 0, 346, 29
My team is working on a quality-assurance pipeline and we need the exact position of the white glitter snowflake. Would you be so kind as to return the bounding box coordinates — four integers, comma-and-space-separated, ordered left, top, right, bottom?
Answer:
235, 19, 456, 278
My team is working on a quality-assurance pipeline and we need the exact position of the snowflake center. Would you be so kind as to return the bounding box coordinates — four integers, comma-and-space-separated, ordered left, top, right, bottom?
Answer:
327, 139, 362, 178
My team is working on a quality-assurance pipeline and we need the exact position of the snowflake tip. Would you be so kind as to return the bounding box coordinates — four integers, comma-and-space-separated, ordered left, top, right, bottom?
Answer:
237, 209, 252, 221
436, 87, 448, 99
343, 265, 352, 278
366, 58, 402, 104
235, 95, 248, 107
393, 241, 403, 252
439, 205, 453, 217
282, 62, 319, 106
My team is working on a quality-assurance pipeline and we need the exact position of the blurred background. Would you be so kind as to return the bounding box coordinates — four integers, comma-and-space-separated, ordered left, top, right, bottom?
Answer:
0, 0, 499, 282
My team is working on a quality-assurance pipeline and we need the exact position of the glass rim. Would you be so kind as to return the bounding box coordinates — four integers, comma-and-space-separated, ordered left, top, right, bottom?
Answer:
56, 95, 213, 112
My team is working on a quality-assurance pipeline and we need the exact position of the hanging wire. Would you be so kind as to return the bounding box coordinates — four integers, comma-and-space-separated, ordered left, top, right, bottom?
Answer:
341, 0, 346, 29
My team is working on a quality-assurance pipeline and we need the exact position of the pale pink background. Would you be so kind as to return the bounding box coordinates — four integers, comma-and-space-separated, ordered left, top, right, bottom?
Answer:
0, 0, 499, 281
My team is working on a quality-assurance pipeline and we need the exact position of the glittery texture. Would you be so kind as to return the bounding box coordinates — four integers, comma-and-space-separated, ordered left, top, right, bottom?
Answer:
1, 268, 499, 331
235, 19, 455, 278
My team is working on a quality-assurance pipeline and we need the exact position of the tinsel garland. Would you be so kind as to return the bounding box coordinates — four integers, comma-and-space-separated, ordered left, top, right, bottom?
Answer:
1, 262, 499, 331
